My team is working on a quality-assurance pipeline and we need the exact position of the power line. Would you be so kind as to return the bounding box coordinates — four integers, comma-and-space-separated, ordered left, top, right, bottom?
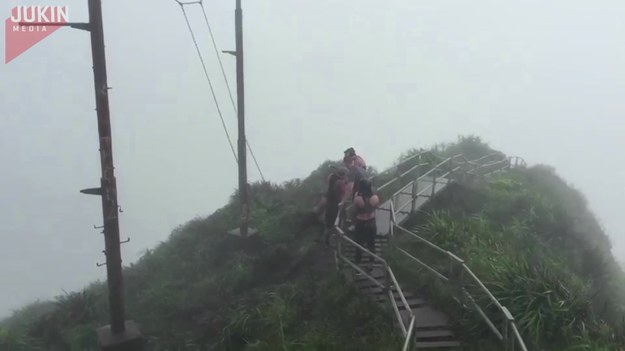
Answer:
197, 1, 266, 182
174, 0, 266, 182
199, 2, 236, 118
176, 1, 238, 164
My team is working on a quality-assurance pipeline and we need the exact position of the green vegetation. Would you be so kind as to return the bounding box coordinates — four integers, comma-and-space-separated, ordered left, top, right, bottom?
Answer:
388, 138, 625, 350
2, 135, 624, 351
0, 159, 401, 351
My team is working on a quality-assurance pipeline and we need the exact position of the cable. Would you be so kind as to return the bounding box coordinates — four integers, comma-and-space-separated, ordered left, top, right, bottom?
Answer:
199, 2, 236, 115
177, 2, 238, 164
198, 1, 266, 182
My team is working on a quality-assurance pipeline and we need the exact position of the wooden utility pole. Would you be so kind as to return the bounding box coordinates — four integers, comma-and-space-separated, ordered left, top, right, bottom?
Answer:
21, 0, 142, 349
23, 0, 143, 349
235, 0, 249, 237
229, 0, 257, 237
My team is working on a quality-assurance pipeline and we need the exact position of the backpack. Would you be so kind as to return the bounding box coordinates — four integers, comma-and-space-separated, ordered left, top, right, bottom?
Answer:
326, 173, 342, 203
349, 164, 367, 184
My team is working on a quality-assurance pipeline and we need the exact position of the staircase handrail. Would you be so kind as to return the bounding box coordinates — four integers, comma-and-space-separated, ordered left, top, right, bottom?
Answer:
384, 155, 529, 351
402, 315, 417, 351
372, 151, 435, 193
332, 191, 416, 342
332, 152, 528, 351
389, 200, 416, 341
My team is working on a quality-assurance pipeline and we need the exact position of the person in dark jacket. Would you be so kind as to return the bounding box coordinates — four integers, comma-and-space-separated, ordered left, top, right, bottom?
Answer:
312, 169, 346, 245
326, 170, 347, 222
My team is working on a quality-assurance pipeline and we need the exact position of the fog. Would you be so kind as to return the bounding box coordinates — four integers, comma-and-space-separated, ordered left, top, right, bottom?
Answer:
1, 0, 624, 318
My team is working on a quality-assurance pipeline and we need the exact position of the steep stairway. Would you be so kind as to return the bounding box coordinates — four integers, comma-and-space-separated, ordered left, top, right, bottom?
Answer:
339, 175, 460, 349
332, 154, 529, 351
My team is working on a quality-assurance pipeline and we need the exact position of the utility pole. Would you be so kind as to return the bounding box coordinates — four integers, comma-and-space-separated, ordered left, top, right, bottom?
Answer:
82, 1, 143, 349
88, 0, 126, 334
23, 0, 143, 349
228, 0, 257, 237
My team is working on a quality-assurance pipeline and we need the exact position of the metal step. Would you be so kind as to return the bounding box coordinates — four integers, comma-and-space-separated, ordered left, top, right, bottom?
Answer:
337, 174, 462, 349
414, 340, 461, 348
373, 295, 425, 310
391, 319, 457, 342
363, 285, 421, 298
415, 329, 455, 340
342, 247, 385, 254
399, 308, 452, 329
352, 271, 386, 283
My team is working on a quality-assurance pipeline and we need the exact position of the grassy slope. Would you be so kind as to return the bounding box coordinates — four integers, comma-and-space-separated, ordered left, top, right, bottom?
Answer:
0, 160, 401, 351
2, 136, 624, 351
389, 160, 625, 350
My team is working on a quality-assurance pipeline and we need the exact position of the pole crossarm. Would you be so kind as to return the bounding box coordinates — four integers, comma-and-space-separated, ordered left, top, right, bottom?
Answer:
18, 21, 91, 31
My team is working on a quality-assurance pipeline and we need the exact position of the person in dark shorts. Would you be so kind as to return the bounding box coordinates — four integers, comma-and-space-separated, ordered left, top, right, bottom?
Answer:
353, 179, 380, 271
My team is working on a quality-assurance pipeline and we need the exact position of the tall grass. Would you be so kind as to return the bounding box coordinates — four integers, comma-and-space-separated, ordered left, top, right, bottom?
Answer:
0, 156, 403, 350
5, 135, 621, 350
390, 165, 625, 350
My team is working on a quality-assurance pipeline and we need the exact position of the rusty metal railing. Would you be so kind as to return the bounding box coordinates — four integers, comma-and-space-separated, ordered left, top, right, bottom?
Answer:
331, 150, 527, 350
333, 206, 415, 339
383, 154, 529, 351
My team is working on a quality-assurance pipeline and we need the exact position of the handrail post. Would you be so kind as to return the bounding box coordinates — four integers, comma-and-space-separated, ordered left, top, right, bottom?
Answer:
389, 207, 393, 238
335, 204, 344, 272
410, 180, 417, 214
395, 165, 402, 185
503, 310, 510, 351
449, 157, 453, 179
447, 253, 464, 292
384, 264, 391, 298
502, 307, 518, 351
449, 254, 454, 280
510, 326, 515, 351
336, 231, 343, 271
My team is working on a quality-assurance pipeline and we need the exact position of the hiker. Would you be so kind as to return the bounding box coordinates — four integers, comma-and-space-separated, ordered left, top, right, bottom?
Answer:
344, 147, 367, 170
342, 148, 367, 231
343, 150, 367, 202
319, 169, 347, 245
353, 179, 380, 270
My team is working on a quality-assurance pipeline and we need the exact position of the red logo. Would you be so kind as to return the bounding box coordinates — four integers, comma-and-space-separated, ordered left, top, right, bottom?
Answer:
5, 6, 68, 64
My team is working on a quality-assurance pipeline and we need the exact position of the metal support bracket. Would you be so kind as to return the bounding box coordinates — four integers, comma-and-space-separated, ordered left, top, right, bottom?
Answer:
18, 21, 91, 32
81, 187, 103, 196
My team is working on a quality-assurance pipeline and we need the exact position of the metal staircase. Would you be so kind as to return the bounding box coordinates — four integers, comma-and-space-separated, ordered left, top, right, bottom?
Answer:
330, 151, 529, 350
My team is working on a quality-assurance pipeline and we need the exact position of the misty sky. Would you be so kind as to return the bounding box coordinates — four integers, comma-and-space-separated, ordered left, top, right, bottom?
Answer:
1, 0, 624, 318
